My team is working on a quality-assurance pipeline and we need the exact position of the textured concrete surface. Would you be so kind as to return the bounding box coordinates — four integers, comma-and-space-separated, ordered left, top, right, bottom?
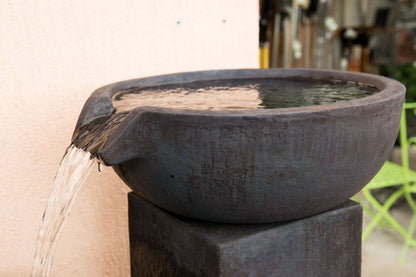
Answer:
129, 192, 362, 276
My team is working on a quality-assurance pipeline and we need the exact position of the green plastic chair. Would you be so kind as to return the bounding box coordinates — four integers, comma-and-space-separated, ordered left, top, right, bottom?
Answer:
355, 102, 416, 263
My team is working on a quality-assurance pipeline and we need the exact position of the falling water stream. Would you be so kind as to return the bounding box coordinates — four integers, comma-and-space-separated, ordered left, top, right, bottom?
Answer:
31, 146, 95, 277
31, 78, 378, 276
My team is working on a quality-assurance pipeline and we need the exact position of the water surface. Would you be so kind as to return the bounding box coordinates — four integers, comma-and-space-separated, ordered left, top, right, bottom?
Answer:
113, 78, 379, 112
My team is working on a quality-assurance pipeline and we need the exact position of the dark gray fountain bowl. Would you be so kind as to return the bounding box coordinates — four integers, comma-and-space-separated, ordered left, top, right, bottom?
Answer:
74, 69, 405, 223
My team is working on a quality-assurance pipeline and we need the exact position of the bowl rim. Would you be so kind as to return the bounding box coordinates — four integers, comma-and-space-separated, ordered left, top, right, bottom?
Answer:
76, 68, 406, 129
105, 68, 404, 113
77, 68, 405, 166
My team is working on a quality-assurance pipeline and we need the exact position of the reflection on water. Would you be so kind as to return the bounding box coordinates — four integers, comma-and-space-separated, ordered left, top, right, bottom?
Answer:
113, 78, 379, 113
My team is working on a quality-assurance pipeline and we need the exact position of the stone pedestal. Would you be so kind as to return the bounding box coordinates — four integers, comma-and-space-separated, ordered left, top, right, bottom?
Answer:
128, 192, 362, 277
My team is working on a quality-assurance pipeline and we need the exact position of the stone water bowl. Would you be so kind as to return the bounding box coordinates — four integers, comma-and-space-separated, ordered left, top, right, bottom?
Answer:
73, 69, 405, 223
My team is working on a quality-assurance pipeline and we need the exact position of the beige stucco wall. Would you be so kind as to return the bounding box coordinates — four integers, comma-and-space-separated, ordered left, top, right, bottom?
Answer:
0, 1, 258, 276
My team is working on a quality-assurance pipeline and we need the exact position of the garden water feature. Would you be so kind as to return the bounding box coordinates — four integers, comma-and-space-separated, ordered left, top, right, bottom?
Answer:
32, 69, 405, 275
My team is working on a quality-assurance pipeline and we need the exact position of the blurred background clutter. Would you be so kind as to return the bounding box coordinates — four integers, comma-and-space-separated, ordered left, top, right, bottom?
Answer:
259, 0, 415, 84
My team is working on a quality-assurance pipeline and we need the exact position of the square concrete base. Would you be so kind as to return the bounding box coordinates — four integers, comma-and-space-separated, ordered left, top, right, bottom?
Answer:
128, 192, 362, 276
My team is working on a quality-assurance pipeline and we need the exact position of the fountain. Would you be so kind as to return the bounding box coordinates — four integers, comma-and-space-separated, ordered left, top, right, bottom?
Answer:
73, 68, 404, 223
35, 68, 405, 276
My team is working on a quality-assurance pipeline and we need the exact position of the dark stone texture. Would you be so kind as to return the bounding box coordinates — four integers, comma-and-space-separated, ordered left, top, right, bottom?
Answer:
129, 192, 362, 277
74, 69, 405, 223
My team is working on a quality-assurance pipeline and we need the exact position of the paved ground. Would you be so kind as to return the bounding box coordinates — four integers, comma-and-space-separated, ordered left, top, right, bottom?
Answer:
361, 202, 416, 277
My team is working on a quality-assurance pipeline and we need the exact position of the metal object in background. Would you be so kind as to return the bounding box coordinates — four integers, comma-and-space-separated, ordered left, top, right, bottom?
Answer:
271, 13, 281, 67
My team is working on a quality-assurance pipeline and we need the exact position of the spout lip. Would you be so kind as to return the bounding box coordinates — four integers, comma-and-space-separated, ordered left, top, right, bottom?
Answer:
73, 86, 115, 132
92, 109, 156, 166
